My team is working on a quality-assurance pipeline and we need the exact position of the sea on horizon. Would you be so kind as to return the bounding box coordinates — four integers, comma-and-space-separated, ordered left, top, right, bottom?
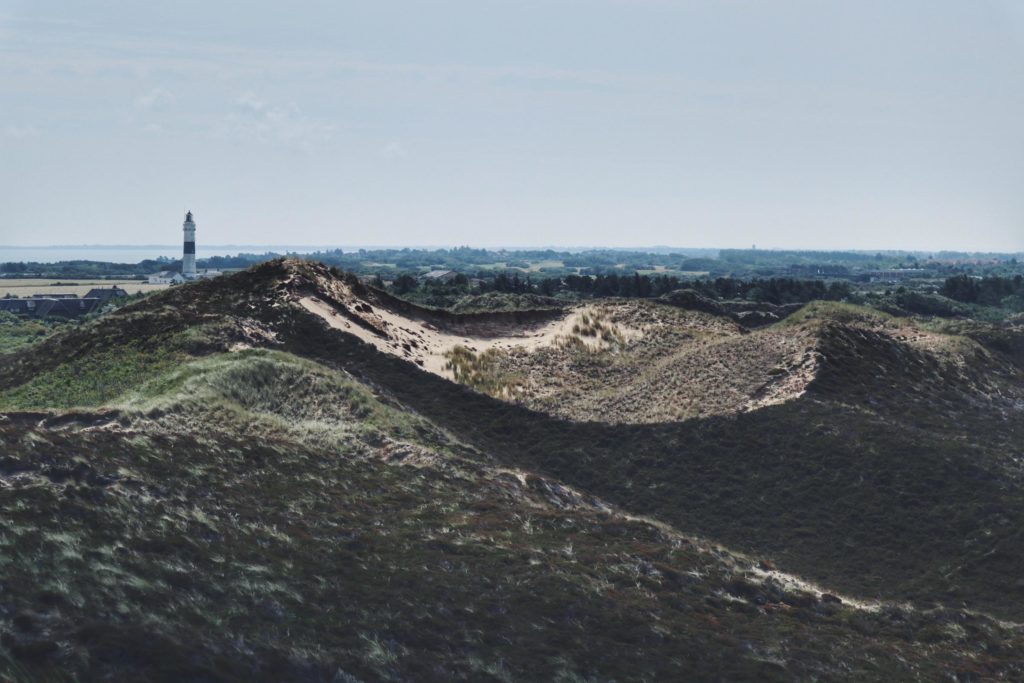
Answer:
0, 245, 342, 264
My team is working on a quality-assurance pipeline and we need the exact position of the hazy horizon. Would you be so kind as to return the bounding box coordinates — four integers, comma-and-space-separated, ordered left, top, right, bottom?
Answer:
2, 243, 1021, 267
2, 1, 1023, 251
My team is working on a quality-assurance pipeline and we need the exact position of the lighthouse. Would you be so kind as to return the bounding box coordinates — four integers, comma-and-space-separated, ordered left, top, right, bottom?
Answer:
148, 210, 220, 284
182, 210, 197, 276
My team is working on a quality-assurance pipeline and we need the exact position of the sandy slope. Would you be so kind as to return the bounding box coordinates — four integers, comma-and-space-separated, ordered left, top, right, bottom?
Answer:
297, 288, 817, 423
299, 295, 639, 377
293, 268, 1015, 425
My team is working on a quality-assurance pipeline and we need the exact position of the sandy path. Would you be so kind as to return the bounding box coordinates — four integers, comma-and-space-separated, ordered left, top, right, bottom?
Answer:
299, 296, 603, 378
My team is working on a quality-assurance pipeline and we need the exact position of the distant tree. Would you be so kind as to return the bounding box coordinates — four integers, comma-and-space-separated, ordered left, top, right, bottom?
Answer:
940, 274, 979, 303
826, 281, 851, 300
393, 274, 417, 294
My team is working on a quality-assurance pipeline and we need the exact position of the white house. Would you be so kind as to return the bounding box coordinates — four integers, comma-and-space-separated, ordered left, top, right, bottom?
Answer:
148, 271, 186, 285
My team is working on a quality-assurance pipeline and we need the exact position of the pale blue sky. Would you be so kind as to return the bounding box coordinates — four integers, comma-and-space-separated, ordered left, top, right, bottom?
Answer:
1, 1, 1022, 250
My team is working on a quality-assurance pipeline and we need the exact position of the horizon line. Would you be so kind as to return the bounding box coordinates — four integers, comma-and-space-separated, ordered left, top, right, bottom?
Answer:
1, 244, 1022, 256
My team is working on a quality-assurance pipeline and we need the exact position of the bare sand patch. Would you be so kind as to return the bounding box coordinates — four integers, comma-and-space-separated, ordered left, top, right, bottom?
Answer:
299, 296, 633, 378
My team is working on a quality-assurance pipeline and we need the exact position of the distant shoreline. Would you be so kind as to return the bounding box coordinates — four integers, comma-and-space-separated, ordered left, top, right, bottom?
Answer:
1, 245, 1020, 267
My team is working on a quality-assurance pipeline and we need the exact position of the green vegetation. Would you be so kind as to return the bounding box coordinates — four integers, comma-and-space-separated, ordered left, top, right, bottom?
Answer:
2, 259, 1023, 681
9, 402, 1014, 682
778, 300, 895, 327
271, 262, 1024, 616
0, 293, 158, 359
0, 345, 184, 410
447, 292, 562, 313
121, 349, 433, 447
874, 289, 970, 317
4, 338, 1022, 681
7, 246, 1021, 295
320, 309, 1024, 619
0, 312, 251, 411
0, 312, 72, 355
941, 273, 1024, 307
393, 288, 564, 312
378, 268, 1021, 327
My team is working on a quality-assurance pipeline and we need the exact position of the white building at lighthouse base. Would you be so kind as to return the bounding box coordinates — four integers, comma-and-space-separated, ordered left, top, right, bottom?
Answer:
148, 269, 222, 285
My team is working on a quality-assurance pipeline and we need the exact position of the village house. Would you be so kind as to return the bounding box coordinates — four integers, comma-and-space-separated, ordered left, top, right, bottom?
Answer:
85, 286, 129, 301
0, 286, 127, 319
0, 296, 101, 318
419, 269, 460, 283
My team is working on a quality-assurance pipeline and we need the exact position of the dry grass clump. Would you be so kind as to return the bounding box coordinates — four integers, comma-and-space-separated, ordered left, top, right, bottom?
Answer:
555, 334, 588, 352
444, 345, 524, 398
569, 311, 614, 339
553, 308, 629, 353
570, 311, 624, 345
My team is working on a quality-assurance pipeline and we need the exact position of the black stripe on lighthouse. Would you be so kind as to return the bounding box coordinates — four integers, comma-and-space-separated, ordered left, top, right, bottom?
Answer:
184, 242, 196, 254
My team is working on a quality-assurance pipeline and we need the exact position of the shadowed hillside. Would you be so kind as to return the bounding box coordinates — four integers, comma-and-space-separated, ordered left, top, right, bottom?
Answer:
2, 259, 1023, 681
272, 276, 1024, 620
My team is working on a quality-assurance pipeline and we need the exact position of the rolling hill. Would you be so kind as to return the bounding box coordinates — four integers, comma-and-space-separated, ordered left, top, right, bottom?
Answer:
1, 259, 1023, 681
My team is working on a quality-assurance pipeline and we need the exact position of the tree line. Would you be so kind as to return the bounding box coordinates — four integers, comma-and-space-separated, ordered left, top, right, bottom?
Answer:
940, 274, 1024, 306
388, 271, 853, 305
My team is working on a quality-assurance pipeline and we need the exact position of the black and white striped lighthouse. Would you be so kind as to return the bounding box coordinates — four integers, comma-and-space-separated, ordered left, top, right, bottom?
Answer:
182, 210, 197, 275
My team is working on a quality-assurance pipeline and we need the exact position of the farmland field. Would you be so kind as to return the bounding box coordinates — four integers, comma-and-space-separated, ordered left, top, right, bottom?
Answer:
0, 278, 168, 297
